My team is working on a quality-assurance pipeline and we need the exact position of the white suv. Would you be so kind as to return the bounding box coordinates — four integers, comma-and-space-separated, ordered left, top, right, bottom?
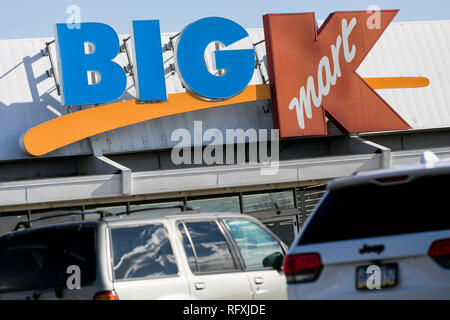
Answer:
285, 153, 450, 299
0, 211, 287, 300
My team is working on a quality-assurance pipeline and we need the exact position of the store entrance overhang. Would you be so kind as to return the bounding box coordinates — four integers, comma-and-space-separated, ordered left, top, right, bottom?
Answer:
2, 144, 450, 213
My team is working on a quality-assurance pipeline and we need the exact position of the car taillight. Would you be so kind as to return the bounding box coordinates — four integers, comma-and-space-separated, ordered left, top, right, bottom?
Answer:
428, 238, 450, 269
94, 290, 119, 300
282, 253, 323, 283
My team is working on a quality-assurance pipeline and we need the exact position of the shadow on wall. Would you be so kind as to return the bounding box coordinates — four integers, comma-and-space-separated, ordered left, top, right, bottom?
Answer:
0, 52, 63, 112
0, 51, 66, 159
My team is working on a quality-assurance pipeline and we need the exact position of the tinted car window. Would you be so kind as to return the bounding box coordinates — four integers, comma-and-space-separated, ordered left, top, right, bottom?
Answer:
226, 220, 284, 270
181, 221, 238, 273
111, 224, 178, 280
299, 174, 450, 245
0, 224, 96, 294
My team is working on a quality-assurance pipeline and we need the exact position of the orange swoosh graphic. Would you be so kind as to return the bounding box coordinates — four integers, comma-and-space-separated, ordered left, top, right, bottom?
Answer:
22, 77, 429, 157
365, 77, 430, 89
23, 84, 271, 156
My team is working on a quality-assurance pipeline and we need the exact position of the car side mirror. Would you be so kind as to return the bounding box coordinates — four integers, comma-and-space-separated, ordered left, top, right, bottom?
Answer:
263, 252, 284, 271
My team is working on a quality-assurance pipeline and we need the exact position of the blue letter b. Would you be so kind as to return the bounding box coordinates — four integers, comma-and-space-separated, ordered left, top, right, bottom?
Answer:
55, 22, 127, 106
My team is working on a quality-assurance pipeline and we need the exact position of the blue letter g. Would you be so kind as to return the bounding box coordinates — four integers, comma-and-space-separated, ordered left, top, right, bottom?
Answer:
175, 17, 255, 100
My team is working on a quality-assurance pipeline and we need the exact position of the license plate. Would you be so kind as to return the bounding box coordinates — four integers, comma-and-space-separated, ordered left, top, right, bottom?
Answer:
355, 263, 398, 290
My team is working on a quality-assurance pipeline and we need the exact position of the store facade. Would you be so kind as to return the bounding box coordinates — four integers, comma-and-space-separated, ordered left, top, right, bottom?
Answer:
1, 11, 450, 245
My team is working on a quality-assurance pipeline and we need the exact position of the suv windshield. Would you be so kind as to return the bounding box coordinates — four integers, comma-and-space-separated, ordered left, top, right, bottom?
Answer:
298, 173, 450, 245
0, 224, 96, 294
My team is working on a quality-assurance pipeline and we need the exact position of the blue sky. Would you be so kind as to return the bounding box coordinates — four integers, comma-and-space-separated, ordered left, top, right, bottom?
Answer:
0, 0, 449, 39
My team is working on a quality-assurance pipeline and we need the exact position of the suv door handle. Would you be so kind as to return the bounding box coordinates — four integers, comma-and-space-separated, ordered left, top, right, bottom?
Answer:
195, 282, 205, 290
254, 277, 264, 285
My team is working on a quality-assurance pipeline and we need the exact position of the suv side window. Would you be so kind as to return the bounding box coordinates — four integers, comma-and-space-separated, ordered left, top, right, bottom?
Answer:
225, 220, 284, 270
110, 224, 178, 280
179, 221, 239, 273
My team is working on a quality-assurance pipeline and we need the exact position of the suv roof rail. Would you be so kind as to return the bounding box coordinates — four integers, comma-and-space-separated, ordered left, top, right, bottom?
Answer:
13, 210, 113, 231
113, 204, 195, 216
420, 151, 440, 166
12, 205, 195, 232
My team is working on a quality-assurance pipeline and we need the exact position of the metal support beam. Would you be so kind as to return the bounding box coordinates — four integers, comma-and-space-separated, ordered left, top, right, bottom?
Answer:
119, 36, 137, 90
164, 33, 181, 51
253, 39, 267, 84
350, 135, 392, 168
83, 138, 132, 195
96, 156, 132, 195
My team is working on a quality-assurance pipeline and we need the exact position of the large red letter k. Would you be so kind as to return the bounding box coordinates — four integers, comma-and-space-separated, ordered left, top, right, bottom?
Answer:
263, 10, 411, 137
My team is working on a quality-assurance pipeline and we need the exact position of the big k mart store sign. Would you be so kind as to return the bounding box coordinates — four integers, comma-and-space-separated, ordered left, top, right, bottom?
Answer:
1, 10, 450, 244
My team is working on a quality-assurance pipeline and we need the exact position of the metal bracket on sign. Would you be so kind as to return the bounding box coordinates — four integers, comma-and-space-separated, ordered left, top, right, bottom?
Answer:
41, 40, 61, 96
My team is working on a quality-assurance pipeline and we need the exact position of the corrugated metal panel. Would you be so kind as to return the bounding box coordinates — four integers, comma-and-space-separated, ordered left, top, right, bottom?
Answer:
0, 21, 449, 161
357, 20, 450, 130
